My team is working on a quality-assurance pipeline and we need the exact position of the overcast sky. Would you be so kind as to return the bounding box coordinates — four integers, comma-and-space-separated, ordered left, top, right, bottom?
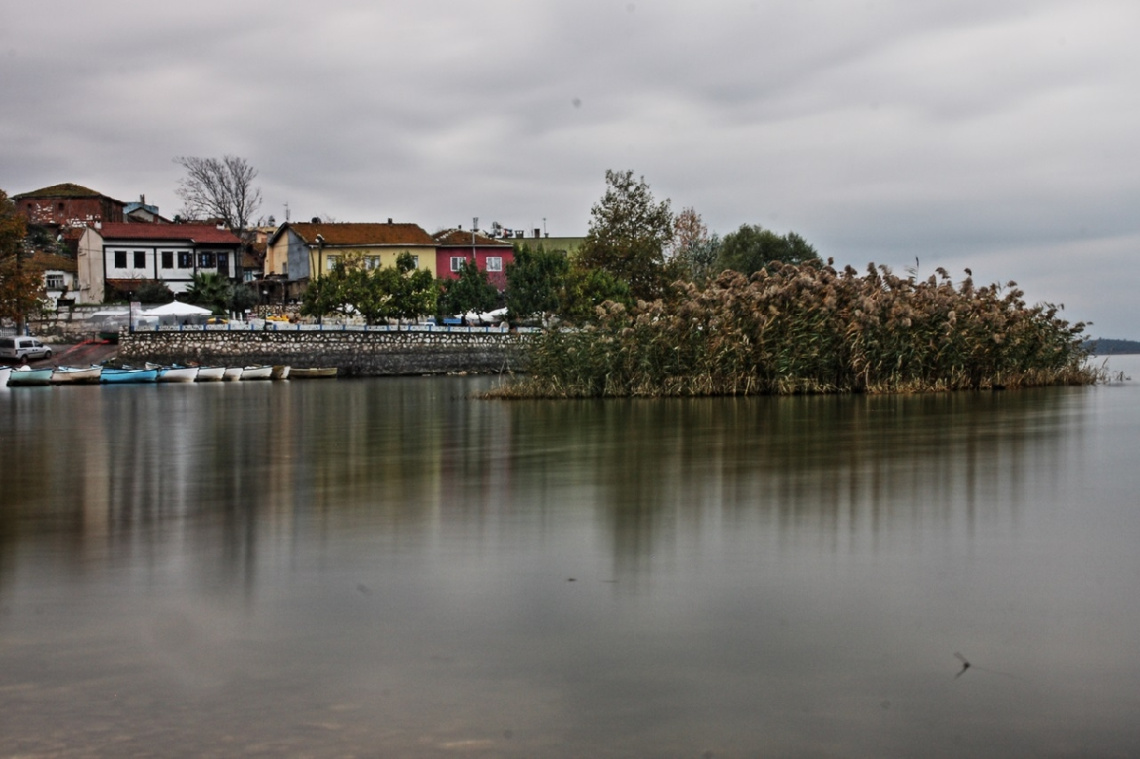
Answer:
3, 1, 1137, 337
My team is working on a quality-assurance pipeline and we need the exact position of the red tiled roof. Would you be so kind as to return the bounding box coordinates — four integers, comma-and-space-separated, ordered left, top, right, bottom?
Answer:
278, 222, 434, 247
96, 223, 241, 245
432, 229, 513, 247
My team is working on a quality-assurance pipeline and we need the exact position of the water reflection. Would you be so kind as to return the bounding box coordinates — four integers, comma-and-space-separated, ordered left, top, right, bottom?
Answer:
1, 374, 1137, 757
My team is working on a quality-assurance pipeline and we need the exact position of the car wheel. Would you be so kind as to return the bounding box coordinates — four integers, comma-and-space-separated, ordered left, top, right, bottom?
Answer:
44, 350, 52, 359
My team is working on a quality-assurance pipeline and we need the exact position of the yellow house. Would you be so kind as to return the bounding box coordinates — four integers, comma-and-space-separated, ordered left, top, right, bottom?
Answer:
265, 220, 437, 282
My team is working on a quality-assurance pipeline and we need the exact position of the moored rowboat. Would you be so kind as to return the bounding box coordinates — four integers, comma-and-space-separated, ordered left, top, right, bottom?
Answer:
7, 367, 54, 386
101, 367, 158, 383
223, 367, 244, 381
271, 365, 291, 380
241, 365, 273, 380
50, 365, 103, 384
290, 367, 338, 379
196, 366, 226, 382
157, 366, 200, 383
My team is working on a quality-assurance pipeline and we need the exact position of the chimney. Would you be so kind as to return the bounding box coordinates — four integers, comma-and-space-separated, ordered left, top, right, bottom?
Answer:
534, 228, 541, 238
388, 218, 393, 224
140, 194, 146, 204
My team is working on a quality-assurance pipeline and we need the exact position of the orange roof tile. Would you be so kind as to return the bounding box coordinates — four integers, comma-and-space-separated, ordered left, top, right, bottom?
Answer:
280, 222, 434, 247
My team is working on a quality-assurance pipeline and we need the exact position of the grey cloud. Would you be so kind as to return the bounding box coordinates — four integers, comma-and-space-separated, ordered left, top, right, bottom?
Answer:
2, 0, 1137, 336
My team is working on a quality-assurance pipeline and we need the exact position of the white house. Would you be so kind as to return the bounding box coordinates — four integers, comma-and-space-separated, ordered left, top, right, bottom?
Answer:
76, 222, 243, 303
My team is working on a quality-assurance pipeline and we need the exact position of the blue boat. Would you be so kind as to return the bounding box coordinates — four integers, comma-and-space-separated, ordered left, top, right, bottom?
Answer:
101, 367, 159, 384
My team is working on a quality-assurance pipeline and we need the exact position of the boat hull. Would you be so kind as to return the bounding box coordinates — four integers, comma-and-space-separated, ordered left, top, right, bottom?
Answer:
101, 368, 158, 383
223, 367, 244, 381
290, 367, 338, 379
7, 368, 54, 386
196, 367, 226, 382
241, 366, 273, 380
51, 366, 103, 384
157, 367, 200, 383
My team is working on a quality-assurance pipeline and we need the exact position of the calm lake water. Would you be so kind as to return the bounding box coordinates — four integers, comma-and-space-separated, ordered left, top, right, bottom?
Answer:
3, 357, 1140, 757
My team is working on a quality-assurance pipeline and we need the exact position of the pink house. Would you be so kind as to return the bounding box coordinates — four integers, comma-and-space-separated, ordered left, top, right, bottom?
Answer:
433, 229, 515, 291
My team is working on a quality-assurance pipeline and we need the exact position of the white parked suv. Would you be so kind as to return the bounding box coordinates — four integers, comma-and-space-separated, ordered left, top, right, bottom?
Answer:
0, 336, 53, 362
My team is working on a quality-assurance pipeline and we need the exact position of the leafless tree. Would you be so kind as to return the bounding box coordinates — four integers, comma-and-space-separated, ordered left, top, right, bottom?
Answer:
174, 155, 262, 232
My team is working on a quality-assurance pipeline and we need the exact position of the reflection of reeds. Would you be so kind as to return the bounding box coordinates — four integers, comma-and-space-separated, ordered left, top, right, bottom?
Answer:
488, 263, 1096, 398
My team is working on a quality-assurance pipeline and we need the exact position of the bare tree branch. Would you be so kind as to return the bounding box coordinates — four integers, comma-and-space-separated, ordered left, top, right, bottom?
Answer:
174, 155, 262, 232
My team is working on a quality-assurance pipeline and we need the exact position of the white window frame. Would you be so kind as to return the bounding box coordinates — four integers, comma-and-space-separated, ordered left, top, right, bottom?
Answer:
486, 256, 503, 272
450, 256, 466, 272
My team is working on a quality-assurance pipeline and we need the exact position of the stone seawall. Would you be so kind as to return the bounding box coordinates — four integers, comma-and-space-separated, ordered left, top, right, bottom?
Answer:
118, 328, 533, 376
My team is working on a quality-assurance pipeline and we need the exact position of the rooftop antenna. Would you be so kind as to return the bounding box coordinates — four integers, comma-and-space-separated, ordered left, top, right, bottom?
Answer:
284, 202, 291, 223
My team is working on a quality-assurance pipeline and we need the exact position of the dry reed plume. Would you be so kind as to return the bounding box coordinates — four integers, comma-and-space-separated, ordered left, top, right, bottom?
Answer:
488, 262, 1097, 398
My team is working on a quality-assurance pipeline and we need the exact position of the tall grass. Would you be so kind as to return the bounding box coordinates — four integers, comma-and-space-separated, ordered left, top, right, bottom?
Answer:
488, 263, 1098, 398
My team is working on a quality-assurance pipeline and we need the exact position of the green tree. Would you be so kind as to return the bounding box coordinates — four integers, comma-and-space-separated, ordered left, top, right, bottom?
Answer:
300, 262, 353, 320
229, 284, 259, 314
386, 252, 437, 324
135, 279, 175, 304
559, 266, 632, 324
505, 243, 571, 322
576, 169, 674, 301
302, 252, 436, 325
717, 224, 820, 275
0, 189, 45, 326
438, 259, 498, 319
183, 271, 233, 314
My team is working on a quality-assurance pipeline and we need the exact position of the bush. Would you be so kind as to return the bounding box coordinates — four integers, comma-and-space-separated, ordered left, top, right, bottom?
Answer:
489, 262, 1096, 398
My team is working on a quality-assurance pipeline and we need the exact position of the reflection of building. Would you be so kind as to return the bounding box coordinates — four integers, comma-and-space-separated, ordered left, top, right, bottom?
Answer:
76, 223, 243, 303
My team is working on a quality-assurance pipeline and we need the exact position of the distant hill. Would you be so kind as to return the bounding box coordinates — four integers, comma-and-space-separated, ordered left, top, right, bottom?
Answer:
1085, 338, 1140, 355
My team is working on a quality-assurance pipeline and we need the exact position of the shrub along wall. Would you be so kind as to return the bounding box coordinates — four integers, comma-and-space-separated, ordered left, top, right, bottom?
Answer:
118, 329, 532, 376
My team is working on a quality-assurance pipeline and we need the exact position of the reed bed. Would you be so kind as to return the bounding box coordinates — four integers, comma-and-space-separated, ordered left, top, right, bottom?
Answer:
488, 263, 1098, 398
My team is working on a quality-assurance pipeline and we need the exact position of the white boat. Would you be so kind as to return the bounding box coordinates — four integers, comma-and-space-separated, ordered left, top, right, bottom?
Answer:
50, 365, 103, 384
271, 365, 291, 380
157, 366, 200, 383
196, 366, 226, 382
223, 367, 244, 381
241, 365, 273, 380
0, 365, 11, 388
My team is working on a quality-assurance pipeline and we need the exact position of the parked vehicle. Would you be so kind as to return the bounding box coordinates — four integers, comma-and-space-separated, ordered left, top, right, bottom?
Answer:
0, 337, 52, 362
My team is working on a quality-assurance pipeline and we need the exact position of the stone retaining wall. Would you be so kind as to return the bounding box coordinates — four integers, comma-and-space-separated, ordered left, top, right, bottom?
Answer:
118, 328, 533, 376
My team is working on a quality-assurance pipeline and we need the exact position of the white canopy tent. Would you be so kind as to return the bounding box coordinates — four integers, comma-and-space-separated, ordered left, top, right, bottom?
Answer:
144, 302, 212, 317
143, 301, 213, 327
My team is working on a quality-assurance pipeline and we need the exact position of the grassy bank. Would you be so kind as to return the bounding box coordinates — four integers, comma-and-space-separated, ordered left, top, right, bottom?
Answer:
488, 263, 1098, 398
